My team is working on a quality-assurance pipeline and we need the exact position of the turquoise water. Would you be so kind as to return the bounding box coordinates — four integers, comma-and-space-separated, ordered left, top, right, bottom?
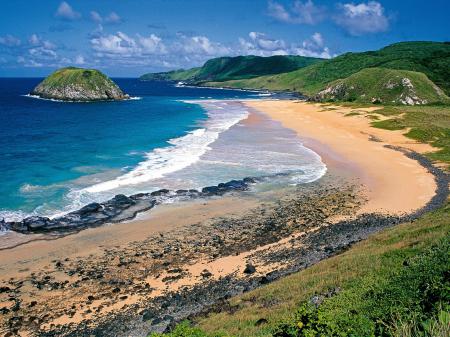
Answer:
0, 79, 257, 220
0, 79, 326, 222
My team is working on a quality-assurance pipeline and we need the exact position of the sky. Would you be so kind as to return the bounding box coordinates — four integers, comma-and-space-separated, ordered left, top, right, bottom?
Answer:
0, 0, 449, 77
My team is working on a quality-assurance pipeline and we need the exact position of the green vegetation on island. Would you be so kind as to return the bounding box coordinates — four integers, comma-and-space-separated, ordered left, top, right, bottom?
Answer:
140, 55, 323, 82
31, 67, 129, 101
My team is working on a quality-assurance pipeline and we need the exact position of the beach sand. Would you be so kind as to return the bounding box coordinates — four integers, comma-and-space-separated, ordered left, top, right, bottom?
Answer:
0, 100, 440, 336
246, 100, 437, 215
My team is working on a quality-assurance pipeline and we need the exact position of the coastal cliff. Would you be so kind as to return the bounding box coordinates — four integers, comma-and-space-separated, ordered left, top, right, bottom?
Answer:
31, 67, 129, 101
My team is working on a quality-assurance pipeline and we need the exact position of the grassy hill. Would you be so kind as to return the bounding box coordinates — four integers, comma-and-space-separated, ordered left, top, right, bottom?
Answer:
204, 41, 450, 99
31, 67, 127, 101
140, 55, 323, 82
313, 68, 449, 104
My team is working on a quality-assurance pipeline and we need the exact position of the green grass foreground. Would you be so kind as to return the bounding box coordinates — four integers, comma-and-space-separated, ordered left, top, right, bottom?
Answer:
150, 201, 449, 337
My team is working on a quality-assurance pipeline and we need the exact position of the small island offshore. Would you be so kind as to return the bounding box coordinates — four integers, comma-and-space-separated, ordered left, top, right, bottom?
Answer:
30, 67, 129, 102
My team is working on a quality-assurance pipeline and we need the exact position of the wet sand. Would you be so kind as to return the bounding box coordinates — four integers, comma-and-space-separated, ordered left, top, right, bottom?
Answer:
246, 100, 437, 215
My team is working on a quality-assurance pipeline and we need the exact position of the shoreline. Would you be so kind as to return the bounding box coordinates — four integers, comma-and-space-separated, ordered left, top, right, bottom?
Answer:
246, 100, 438, 215
0, 99, 447, 337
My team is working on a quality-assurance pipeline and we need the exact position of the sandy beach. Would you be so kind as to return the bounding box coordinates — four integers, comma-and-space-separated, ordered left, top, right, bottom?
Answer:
246, 100, 437, 215
0, 100, 444, 337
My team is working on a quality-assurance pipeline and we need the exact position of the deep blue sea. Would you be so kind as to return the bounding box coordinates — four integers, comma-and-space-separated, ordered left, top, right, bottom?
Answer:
0, 78, 326, 222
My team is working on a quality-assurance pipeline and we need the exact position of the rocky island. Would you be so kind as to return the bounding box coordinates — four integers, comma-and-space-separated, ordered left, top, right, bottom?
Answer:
30, 67, 129, 101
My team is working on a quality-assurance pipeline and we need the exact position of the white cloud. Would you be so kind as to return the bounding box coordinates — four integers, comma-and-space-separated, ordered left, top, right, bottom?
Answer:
74, 55, 85, 65
268, 0, 326, 25
267, 1, 291, 22
105, 12, 122, 24
238, 31, 332, 58
91, 32, 167, 57
176, 34, 231, 56
90, 10, 122, 24
292, 32, 332, 58
138, 34, 167, 54
28, 34, 40, 46
55, 1, 81, 20
0, 34, 21, 47
335, 1, 389, 35
90, 11, 102, 23
239, 32, 288, 56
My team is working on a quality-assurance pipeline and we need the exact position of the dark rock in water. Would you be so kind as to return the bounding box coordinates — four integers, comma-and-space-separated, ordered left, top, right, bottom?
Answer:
108, 194, 135, 208
23, 216, 51, 231
5, 175, 262, 235
243, 177, 257, 184
243, 263, 256, 274
151, 189, 170, 196
201, 186, 221, 195
77, 202, 102, 216
131, 192, 152, 200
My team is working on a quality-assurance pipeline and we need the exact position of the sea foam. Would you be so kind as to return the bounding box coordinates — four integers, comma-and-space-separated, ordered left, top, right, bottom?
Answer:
82, 100, 249, 193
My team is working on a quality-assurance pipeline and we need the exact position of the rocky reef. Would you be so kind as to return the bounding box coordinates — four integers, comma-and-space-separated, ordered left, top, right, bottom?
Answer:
30, 67, 129, 101
3, 178, 257, 235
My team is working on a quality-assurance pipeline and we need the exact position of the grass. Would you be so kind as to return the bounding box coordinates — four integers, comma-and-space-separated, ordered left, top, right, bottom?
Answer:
37, 67, 119, 92
151, 202, 450, 337
370, 104, 450, 165
313, 68, 449, 105
140, 55, 323, 82
202, 42, 450, 97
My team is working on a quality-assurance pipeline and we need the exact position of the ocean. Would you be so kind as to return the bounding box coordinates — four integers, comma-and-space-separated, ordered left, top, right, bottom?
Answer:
0, 78, 326, 224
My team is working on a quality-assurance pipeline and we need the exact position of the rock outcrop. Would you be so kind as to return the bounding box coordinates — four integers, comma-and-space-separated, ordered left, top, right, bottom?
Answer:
31, 67, 129, 101
311, 68, 449, 105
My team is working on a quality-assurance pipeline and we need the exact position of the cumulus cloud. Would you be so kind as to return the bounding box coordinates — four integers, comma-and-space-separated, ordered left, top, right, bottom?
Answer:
267, 0, 326, 25
105, 12, 122, 24
334, 1, 389, 35
0, 34, 21, 47
239, 32, 288, 56
239, 31, 332, 58
175, 34, 231, 56
89, 30, 233, 69
91, 32, 167, 57
74, 55, 85, 65
292, 32, 332, 58
90, 10, 122, 24
55, 1, 81, 20
90, 11, 103, 23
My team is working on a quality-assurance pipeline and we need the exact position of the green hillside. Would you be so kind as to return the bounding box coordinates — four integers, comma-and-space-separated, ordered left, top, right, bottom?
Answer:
140, 55, 323, 82
204, 41, 450, 98
31, 67, 127, 101
313, 68, 449, 104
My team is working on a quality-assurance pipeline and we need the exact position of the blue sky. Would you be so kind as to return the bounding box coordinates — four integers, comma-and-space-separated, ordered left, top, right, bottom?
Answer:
0, 0, 449, 77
